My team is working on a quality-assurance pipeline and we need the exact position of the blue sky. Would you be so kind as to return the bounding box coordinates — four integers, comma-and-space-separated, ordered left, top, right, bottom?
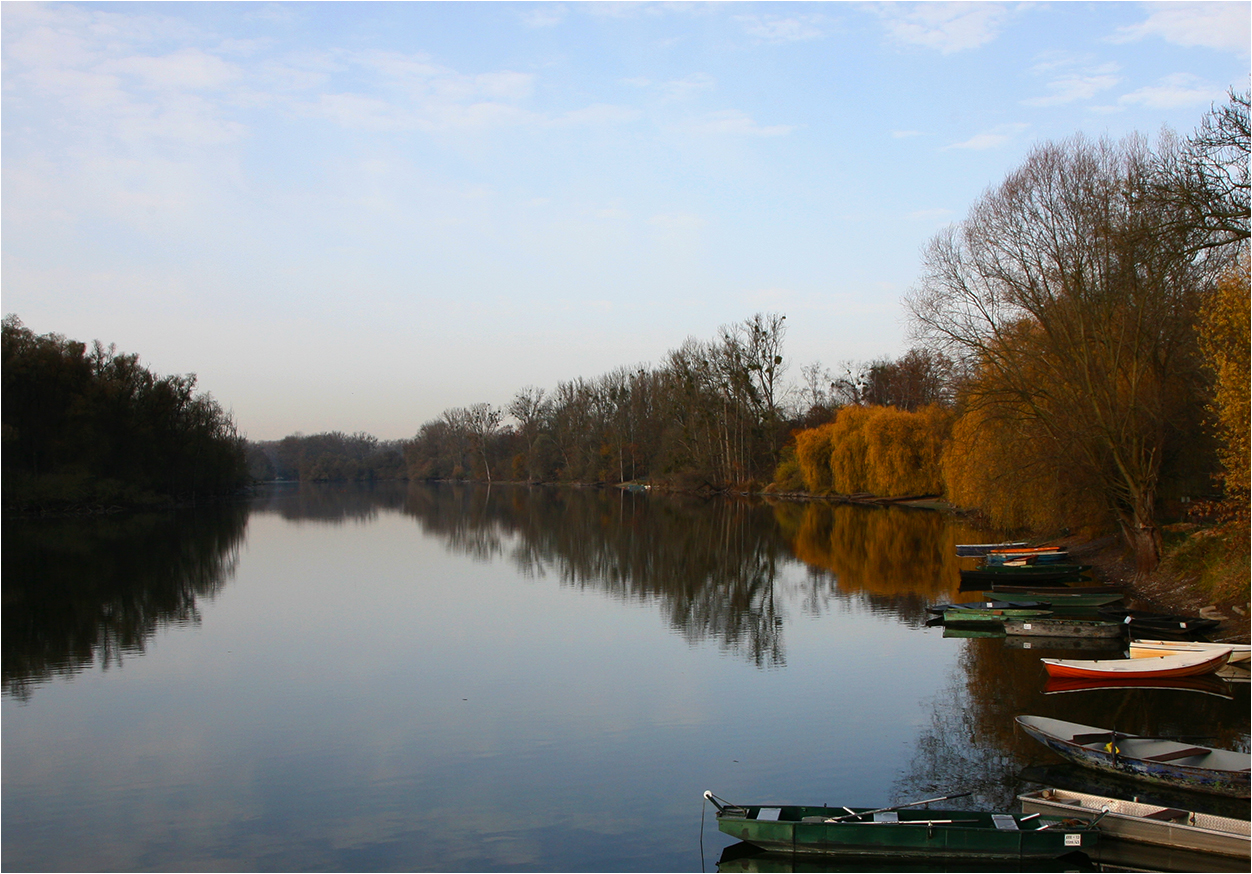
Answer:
3, 1, 1248, 440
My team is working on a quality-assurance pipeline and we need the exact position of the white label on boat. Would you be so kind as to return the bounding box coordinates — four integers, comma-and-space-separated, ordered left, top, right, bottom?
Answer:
1065, 834, 1082, 846
757, 808, 781, 821
1023, 623, 1032, 630
1023, 642, 1032, 649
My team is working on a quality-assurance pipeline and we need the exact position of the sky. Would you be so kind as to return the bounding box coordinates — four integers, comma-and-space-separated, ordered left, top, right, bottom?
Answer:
3, 1, 1248, 441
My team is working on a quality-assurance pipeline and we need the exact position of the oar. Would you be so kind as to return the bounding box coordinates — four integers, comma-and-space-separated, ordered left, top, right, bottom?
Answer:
829, 792, 972, 822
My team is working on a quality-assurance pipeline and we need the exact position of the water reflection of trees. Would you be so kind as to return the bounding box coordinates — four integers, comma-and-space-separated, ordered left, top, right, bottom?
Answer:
250, 481, 405, 523
893, 636, 1251, 813
401, 484, 791, 666
775, 501, 984, 603
394, 484, 997, 667
2, 504, 249, 701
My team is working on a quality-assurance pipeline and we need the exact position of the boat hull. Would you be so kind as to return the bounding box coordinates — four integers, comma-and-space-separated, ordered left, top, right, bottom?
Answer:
1019, 788, 1250, 858
943, 609, 1052, 627
961, 566, 1091, 585
711, 804, 1095, 860
1015, 715, 1251, 798
1098, 609, 1220, 638
955, 541, 1027, 556
983, 592, 1124, 610
1004, 618, 1125, 638
1041, 649, 1230, 679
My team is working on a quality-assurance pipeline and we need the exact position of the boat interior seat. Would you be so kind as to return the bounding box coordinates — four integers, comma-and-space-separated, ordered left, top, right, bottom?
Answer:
1071, 732, 1116, 744
991, 814, 1019, 830
1143, 747, 1210, 762
873, 812, 898, 822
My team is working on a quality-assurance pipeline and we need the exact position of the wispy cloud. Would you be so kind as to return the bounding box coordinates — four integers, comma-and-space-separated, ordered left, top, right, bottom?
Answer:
1109, 2, 1250, 53
555, 103, 643, 126
520, 4, 567, 29
735, 13, 827, 43
945, 122, 1030, 150
1118, 73, 1227, 110
648, 211, 706, 242
686, 109, 796, 137
1021, 59, 1121, 107
878, 2, 1016, 54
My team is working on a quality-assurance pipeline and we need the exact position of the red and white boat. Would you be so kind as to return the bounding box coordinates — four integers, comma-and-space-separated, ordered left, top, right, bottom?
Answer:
1041, 647, 1233, 680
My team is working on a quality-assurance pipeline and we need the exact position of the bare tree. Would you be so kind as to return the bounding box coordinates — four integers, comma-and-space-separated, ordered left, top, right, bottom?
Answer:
1153, 88, 1249, 251
508, 386, 548, 482
464, 403, 503, 485
908, 133, 1230, 571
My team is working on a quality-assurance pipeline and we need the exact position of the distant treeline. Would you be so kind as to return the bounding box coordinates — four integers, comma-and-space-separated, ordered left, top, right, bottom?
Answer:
410, 316, 949, 490
3, 316, 249, 510
248, 313, 954, 491
246, 432, 407, 482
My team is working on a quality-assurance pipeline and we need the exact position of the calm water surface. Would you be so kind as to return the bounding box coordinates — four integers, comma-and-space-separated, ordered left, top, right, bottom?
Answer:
3, 483, 1248, 872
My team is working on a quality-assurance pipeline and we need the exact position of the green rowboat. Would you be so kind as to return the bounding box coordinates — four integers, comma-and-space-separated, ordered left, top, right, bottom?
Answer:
931, 601, 1053, 627
980, 591, 1125, 610
703, 792, 1099, 860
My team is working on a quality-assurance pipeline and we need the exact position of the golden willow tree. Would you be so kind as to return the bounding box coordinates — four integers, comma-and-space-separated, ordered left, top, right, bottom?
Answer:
908, 132, 1238, 572
790, 405, 950, 498
1198, 252, 1251, 521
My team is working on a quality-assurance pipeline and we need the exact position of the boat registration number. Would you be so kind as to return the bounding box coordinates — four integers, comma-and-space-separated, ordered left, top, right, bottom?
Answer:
1065, 834, 1082, 846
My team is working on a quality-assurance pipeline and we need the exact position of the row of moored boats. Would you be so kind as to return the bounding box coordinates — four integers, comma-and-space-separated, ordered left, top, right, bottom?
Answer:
705, 540, 1250, 864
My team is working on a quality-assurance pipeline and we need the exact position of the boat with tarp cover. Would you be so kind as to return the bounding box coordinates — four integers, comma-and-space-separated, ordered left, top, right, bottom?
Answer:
1015, 715, 1251, 798
702, 791, 1099, 860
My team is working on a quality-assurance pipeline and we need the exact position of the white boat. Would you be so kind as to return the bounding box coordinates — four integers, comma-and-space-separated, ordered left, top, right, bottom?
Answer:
1042, 648, 1233, 679
1019, 788, 1250, 859
1130, 639, 1251, 664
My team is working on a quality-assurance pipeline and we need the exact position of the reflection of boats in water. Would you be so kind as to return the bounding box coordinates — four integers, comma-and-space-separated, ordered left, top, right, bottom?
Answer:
1003, 634, 1123, 652
703, 792, 1097, 861
1042, 674, 1234, 699
1018, 788, 1250, 859
714, 840, 1099, 872
1016, 715, 1251, 798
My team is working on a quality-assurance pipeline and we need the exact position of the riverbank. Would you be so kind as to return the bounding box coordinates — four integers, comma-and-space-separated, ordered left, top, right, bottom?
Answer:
1062, 531, 1251, 645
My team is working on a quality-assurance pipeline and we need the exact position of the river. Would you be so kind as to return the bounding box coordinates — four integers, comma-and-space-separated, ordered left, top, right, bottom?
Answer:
3, 482, 1247, 871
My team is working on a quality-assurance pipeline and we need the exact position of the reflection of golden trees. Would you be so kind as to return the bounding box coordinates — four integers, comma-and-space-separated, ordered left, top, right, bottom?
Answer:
3, 505, 249, 701
779, 502, 989, 599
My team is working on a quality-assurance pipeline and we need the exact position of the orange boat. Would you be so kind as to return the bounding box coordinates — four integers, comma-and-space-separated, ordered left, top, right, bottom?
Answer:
1041, 647, 1232, 680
